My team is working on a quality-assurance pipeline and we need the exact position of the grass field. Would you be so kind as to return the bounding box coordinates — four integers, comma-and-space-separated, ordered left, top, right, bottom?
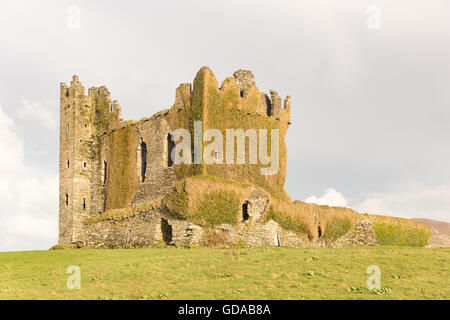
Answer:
0, 247, 448, 300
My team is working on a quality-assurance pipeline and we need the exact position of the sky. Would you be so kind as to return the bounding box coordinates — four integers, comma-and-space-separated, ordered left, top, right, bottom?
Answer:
0, 0, 449, 251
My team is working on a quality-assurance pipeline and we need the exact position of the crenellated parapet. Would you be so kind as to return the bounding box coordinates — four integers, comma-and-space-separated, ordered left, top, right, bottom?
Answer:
233, 69, 256, 93
269, 90, 282, 120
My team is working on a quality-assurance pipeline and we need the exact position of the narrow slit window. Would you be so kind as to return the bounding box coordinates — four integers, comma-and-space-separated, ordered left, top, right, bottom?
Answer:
103, 160, 107, 184
141, 141, 147, 182
65, 194, 69, 206
67, 159, 70, 168
167, 133, 175, 167
82, 198, 86, 210
83, 162, 87, 168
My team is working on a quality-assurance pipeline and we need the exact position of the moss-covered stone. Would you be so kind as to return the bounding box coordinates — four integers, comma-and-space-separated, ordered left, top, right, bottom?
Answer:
105, 126, 140, 210
265, 205, 310, 238
322, 217, 353, 242
84, 199, 163, 225
194, 191, 240, 227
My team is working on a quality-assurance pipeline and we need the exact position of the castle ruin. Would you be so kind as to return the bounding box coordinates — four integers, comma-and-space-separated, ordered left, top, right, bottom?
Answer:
59, 67, 415, 248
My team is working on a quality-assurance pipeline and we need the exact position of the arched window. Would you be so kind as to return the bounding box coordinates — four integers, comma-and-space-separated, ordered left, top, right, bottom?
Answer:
141, 141, 147, 182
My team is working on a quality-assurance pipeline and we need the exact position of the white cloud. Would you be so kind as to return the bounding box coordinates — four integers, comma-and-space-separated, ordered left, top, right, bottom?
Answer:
0, 103, 24, 175
0, 104, 58, 251
17, 98, 57, 129
305, 184, 450, 222
305, 188, 349, 207
354, 183, 450, 222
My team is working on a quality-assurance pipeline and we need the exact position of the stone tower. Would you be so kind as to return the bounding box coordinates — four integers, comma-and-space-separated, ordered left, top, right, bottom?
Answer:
59, 76, 93, 243
59, 75, 124, 244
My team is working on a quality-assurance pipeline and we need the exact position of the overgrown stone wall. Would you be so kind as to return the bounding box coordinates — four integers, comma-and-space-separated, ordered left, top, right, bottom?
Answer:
82, 207, 376, 249
329, 219, 378, 248
84, 208, 204, 248
83, 208, 307, 248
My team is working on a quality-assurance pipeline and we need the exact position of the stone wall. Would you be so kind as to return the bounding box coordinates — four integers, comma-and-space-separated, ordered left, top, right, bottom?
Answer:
83, 209, 307, 249
329, 219, 378, 248
84, 209, 205, 248
84, 213, 380, 249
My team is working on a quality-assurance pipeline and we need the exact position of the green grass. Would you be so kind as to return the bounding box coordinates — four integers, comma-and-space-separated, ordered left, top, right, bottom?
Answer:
323, 217, 353, 241
0, 247, 448, 300
373, 222, 431, 246
265, 206, 310, 237
195, 191, 240, 226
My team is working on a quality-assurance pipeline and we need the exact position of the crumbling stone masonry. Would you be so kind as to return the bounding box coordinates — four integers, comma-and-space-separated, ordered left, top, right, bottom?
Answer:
59, 67, 390, 248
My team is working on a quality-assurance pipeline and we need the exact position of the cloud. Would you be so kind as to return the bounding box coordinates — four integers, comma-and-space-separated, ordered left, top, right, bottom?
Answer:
17, 98, 57, 129
0, 103, 24, 174
305, 184, 450, 222
354, 183, 450, 222
0, 104, 58, 251
305, 188, 349, 207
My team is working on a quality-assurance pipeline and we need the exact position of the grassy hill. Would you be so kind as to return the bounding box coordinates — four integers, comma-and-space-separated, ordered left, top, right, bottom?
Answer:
411, 218, 450, 247
0, 246, 448, 300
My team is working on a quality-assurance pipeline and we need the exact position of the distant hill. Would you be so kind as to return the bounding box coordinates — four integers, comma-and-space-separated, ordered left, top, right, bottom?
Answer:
411, 218, 450, 247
